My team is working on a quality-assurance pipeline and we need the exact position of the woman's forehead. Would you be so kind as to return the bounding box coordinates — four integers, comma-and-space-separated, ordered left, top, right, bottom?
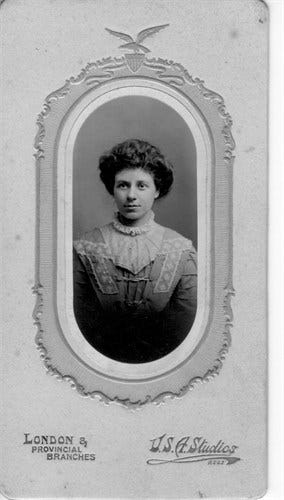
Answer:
115, 168, 154, 181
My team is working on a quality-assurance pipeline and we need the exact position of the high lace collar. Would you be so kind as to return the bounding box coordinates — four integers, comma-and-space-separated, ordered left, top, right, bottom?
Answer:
112, 211, 155, 236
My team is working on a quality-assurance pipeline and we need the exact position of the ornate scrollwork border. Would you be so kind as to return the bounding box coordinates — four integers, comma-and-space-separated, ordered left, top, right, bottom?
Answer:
34, 35, 235, 407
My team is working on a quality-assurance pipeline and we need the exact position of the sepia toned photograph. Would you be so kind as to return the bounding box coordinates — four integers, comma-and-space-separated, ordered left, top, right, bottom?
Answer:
72, 96, 197, 363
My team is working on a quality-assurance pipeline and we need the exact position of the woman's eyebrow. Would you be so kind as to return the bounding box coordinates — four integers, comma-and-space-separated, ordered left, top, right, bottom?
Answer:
115, 178, 150, 185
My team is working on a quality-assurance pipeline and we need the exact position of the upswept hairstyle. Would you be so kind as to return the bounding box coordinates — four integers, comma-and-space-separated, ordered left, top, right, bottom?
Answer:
98, 139, 174, 198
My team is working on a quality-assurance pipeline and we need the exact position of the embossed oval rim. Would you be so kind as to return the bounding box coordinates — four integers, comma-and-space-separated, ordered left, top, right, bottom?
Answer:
34, 57, 234, 405
56, 80, 212, 380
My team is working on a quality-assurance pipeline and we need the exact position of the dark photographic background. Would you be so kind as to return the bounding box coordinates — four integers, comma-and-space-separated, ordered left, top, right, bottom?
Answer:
73, 96, 197, 247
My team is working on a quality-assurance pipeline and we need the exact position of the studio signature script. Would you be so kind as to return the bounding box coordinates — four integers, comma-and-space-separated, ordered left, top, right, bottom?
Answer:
147, 433, 241, 465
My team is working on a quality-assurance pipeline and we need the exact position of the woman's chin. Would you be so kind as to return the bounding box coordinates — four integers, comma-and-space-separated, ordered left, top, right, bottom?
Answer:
123, 213, 140, 220
120, 214, 141, 224
118, 210, 151, 225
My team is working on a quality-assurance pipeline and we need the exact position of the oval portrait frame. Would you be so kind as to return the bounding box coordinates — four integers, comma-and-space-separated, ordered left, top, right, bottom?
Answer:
34, 54, 235, 407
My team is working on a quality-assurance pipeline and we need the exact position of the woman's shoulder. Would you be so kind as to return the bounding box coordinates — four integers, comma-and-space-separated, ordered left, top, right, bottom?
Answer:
157, 224, 195, 253
73, 224, 111, 254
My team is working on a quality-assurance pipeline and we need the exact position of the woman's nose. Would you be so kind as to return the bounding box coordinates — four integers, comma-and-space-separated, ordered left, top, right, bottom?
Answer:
127, 187, 137, 200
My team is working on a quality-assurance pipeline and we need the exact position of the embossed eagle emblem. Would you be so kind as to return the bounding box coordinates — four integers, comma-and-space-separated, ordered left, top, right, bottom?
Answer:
105, 24, 169, 54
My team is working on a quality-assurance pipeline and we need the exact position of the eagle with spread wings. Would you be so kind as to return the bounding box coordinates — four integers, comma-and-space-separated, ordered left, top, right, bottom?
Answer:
105, 24, 169, 53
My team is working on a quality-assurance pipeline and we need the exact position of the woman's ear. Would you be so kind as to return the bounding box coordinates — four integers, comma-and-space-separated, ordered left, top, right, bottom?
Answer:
154, 190, 159, 199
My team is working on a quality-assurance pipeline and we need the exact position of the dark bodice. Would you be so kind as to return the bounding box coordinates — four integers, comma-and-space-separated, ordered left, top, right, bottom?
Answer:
73, 220, 197, 363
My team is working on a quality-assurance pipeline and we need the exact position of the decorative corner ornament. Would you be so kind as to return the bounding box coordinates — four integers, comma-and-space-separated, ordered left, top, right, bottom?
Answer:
34, 24, 235, 407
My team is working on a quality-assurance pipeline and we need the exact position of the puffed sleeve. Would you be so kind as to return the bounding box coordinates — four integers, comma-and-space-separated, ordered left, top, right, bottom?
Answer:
165, 247, 197, 344
73, 247, 92, 309
73, 247, 104, 344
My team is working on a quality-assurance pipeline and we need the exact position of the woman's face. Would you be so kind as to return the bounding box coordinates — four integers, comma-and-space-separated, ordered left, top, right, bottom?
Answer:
113, 168, 159, 225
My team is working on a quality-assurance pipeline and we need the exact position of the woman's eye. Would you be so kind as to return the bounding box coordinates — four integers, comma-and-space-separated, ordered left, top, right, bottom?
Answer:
117, 183, 127, 189
138, 183, 147, 189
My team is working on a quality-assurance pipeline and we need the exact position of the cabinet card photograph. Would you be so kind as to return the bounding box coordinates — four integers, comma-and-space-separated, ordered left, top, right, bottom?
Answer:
1, 0, 269, 498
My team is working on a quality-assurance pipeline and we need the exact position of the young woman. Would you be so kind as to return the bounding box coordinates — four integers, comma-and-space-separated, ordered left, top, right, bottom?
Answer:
73, 139, 197, 363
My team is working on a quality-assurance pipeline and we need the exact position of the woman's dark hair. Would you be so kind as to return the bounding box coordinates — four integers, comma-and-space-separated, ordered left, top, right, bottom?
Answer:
98, 139, 174, 198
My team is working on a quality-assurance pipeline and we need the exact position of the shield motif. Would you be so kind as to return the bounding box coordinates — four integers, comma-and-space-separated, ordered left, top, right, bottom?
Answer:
125, 53, 145, 72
